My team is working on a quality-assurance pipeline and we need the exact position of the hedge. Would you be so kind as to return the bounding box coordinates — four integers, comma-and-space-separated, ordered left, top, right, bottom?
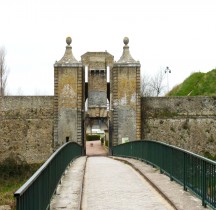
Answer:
86, 134, 100, 141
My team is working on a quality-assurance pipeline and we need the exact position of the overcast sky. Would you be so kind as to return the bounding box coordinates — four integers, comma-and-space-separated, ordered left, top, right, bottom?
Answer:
1, 0, 216, 95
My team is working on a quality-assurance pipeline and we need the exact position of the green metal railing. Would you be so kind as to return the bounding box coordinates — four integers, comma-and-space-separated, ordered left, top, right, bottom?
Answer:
14, 142, 82, 210
112, 140, 216, 209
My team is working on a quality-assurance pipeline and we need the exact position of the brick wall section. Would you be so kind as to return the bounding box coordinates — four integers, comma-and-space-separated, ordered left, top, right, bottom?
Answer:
54, 68, 59, 148
111, 66, 119, 145
141, 96, 216, 156
0, 96, 54, 164
135, 67, 141, 140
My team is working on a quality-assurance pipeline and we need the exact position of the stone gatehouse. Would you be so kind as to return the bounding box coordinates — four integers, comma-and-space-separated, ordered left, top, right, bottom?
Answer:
53, 36, 141, 152
0, 37, 215, 164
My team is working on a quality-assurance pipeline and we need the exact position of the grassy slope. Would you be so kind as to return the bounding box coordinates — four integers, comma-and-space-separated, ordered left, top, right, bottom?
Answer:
0, 177, 26, 209
0, 160, 41, 209
168, 69, 216, 96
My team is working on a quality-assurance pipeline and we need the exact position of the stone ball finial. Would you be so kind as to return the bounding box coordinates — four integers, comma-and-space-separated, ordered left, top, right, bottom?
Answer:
123, 37, 129, 45
66, 36, 72, 45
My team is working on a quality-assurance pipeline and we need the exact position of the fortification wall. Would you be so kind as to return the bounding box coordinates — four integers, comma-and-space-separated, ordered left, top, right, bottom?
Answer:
1, 95, 215, 163
141, 96, 216, 157
0, 96, 54, 164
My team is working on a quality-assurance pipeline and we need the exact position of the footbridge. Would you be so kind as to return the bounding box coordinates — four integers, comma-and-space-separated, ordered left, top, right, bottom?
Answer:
14, 141, 216, 210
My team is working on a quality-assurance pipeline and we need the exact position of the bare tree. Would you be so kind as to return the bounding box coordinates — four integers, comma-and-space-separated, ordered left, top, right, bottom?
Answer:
16, 87, 24, 96
141, 70, 166, 97
141, 74, 154, 97
0, 47, 9, 96
149, 70, 166, 96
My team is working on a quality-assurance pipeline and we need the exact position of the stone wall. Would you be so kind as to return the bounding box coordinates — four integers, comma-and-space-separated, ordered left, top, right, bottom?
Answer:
54, 65, 83, 146
141, 96, 216, 157
111, 65, 141, 145
1, 95, 215, 164
0, 96, 54, 164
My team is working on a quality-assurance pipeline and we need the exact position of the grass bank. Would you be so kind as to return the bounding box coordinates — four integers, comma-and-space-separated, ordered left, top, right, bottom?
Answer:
168, 69, 216, 96
0, 158, 41, 209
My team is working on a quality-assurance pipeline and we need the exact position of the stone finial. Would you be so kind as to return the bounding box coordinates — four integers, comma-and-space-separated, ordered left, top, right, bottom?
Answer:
66, 36, 72, 46
123, 37, 129, 45
56, 36, 79, 65
117, 37, 138, 63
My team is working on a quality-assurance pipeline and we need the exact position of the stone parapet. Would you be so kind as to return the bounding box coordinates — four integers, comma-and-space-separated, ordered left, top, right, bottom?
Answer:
142, 96, 216, 117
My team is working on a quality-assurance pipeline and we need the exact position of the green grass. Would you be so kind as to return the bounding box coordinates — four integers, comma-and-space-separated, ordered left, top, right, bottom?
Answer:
168, 69, 216, 96
0, 176, 26, 209
0, 158, 42, 209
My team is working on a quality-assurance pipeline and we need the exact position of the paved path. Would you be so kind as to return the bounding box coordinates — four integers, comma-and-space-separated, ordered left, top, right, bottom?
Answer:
50, 156, 209, 210
81, 157, 173, 210
50, 157, 87, 210
86, 140, 108, 156
112, 157, 208, 210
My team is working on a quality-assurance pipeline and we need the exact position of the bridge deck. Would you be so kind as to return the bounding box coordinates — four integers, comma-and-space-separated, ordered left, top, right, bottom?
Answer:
50, 155, 208, 210
82, 156, 172, 210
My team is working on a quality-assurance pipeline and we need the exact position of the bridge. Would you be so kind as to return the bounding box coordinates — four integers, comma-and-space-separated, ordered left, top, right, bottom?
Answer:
14, 140, 216, 210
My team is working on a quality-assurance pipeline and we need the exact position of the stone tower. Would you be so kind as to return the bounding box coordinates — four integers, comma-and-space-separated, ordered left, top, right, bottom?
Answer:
111, 37, 141, 146
54, 37, 84, 148
81, 52, 113, 118
53, 36, 140, 149
81, 52, 113, 149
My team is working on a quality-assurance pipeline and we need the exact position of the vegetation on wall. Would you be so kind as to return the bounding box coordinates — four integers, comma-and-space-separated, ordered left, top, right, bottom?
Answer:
167, 69, 216, 96
203, 151, 216, 161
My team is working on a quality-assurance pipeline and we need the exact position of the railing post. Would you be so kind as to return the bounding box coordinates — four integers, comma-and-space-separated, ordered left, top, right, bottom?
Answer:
159, 146, 162, 174
169, 147, 173, 181
16, 197, 20, 210
183, 152, 187, 191
202, 160, 207, 207
109, 120, 113, 156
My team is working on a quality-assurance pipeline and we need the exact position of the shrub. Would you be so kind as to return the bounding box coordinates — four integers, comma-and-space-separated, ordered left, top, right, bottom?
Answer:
86, 134, 100, 141
105, 140, 109, 147
203, 151, 216, 161
0, 157, 41, 179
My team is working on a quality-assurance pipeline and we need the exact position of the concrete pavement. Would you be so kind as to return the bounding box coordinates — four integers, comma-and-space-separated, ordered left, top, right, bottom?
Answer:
112, 156, 209, 210
50, 155, 209, 210
81, 157, 174, 210
50, 156, 87, 210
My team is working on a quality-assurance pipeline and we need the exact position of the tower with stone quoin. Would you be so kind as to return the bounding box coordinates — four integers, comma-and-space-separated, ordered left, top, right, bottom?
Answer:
54, 36, 141, 150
